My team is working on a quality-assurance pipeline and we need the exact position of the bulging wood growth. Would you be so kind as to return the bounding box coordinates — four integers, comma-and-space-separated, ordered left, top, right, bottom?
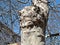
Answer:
19, 0, 49, 45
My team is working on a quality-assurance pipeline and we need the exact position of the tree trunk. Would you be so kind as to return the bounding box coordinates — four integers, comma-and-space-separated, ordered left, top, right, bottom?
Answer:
19, 0, 49, 45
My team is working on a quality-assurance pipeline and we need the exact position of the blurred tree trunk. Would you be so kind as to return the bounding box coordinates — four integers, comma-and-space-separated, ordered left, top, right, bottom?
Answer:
19, 0, 49, 45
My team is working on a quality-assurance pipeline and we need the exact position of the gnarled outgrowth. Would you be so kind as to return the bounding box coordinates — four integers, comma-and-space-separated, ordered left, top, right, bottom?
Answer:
19, 0, 49, 45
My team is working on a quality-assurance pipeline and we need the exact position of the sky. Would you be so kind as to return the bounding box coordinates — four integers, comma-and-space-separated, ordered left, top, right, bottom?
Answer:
0, 0, 32, 34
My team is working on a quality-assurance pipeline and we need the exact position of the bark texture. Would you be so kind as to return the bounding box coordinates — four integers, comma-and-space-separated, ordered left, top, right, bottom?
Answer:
19, 0, 49, 45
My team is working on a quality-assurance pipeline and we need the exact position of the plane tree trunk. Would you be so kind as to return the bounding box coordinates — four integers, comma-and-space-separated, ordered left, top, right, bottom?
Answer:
19, 0, 49, 45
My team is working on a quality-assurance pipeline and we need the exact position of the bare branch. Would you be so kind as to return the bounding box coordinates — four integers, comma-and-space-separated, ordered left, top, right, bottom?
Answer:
17, 0, 29, 4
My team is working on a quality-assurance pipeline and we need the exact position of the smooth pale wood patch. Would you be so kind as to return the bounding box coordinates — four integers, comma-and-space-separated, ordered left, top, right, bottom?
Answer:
8, 42, 20, 45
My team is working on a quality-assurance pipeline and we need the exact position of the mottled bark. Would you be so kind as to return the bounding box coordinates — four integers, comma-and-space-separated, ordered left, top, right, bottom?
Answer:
19, 0, 49, 45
